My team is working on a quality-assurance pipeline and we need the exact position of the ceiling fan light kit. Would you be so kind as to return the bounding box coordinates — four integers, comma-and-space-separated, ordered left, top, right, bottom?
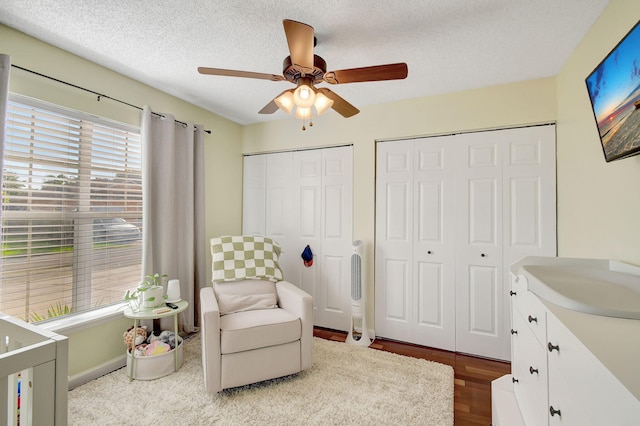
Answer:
198, 19, 408, 130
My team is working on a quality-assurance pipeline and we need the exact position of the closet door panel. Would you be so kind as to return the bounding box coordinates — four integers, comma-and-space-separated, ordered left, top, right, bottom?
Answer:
265, 152, 295, 278
380, 258, 412, 339
321, 254, 346, 311
375, 141, 414, 341
242, 155, 266, 236
509, 177, 540, 245
503, 126, 557, 271
318, 146, 353, 330
413, 138, 456, 351
467, 265, 498, 334
456, 134, 503, 359
502, 125, 557, 360
417, 180, 443, 242
293, 150, 322, 302
417, 262, 443, 324
324, 185, 344, 238
386, 182, 411, 240
300, 187, 319, 237
468, 178, 499, 246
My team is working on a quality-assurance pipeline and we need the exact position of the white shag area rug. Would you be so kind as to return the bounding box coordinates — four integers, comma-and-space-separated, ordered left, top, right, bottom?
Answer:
69, 334, 454, 425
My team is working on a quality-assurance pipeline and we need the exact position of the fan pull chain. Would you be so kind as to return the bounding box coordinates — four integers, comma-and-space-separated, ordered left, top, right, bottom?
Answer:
301, 115, 314, 131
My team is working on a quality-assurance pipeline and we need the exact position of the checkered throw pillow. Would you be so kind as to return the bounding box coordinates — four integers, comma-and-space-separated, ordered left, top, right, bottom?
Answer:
211, 235, 284, 283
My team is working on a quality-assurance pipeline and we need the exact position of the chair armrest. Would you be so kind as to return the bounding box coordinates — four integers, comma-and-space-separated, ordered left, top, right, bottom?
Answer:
200, 286, 221, 393
276, 281, 313, 370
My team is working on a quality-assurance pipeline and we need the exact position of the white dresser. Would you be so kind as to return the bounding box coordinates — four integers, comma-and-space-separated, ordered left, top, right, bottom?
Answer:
492, 257, 640, 425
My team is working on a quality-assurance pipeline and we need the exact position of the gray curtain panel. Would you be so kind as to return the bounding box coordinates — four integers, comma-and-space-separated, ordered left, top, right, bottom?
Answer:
141, 106, 205, 333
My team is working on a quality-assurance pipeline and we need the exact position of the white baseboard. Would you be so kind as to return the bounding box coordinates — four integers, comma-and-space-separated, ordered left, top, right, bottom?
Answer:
68, 354, 126, 390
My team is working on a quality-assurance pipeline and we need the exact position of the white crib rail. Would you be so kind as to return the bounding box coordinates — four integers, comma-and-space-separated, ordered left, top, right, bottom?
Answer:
0, 314, 68, 426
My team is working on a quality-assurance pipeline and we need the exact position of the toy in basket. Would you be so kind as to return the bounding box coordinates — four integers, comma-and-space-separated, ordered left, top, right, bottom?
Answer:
123, 327, 183, 380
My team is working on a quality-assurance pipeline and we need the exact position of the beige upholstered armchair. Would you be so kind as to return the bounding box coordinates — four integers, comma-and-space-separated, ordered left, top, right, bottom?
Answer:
200, 236, 313, 393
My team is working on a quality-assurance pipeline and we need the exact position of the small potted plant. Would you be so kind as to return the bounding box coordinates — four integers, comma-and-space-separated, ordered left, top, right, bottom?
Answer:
124, 273, 168, 311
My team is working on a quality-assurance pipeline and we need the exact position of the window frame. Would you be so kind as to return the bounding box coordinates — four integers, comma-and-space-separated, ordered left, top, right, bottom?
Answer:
1, 93, 143, 325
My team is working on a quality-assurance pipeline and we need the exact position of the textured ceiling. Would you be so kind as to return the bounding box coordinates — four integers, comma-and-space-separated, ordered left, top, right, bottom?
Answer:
0, 0, 609, 125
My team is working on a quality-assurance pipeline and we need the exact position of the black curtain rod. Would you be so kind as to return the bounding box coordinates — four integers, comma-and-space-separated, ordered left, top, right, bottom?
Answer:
11, 64, 212, 134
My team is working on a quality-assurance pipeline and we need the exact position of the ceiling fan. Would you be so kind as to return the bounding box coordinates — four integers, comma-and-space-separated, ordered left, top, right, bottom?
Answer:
198, 19, 408, 128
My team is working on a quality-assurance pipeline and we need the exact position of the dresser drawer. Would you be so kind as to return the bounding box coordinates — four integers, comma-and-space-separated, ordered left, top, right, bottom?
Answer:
511, 309, 548, 426
547, 312, 640, 426
548, 362, 593, 426
511, 275, 547, 346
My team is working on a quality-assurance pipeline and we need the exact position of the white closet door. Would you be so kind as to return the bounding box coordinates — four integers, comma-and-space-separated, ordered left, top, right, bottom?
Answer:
455, 126, 556, 360
375, 140, 414, 342
292, 150, 322, 304
502, 125, 557, 360
265, 152, 295, 277
455, 132, 504, 359
243, 147, 354, 332
242, 155, 266, 236
376, 126, 556, 359
317, 146, 353, 330
412, 137, 457, 351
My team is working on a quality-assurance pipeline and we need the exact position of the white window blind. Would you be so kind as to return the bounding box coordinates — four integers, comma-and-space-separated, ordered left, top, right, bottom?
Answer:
1, 95, 142, 322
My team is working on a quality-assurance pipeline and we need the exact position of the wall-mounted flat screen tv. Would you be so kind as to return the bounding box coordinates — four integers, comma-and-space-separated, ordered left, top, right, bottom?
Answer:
586, 19, 640, 162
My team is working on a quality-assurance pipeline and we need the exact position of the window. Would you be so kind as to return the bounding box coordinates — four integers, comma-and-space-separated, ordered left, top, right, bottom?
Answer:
1, 95, 142, 322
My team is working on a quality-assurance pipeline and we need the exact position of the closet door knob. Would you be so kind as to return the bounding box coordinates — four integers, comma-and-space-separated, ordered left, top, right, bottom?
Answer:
528, 315, 537, 323
549, 406, 562, 417
510, 329, 518, 335
481, 253, 486, 257
529, 366, 539, 375
548, 342, 560, 352
509, 291, 517, 296
427, 250, 432, 255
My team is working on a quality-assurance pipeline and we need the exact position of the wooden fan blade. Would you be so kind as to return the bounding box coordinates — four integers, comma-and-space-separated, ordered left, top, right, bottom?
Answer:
318, 88, 360, 118
324, 63, 408, 84
283, 19, 314, 71
198, 67, 285, 81
259, 99, 279, 114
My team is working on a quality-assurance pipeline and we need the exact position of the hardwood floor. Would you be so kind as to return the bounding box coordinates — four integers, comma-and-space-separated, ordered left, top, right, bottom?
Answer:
313, 327, 511, 426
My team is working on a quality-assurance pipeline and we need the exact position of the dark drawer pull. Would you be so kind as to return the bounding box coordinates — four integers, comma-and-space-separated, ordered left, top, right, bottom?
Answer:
549, 406, 562, 417
528, 315, 537, 323
509, 290, 516, 296
548, 342, 560, 352
512, 377, 519, 383
529, 366, 539, 375
510, 329, 518, 335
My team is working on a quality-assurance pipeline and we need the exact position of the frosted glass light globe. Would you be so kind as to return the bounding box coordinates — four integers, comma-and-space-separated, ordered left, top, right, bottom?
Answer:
275, 90, 294, 114
294, 106, 312, 120
293, 84, 315, 108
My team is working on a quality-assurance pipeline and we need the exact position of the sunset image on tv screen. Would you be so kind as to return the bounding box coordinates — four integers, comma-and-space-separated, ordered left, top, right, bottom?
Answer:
586, 21, 640, 161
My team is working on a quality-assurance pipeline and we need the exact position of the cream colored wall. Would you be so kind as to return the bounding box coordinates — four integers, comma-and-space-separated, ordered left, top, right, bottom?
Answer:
243, 78, 557, 326
557, 0, 640, 264
0, 25, 244, 377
